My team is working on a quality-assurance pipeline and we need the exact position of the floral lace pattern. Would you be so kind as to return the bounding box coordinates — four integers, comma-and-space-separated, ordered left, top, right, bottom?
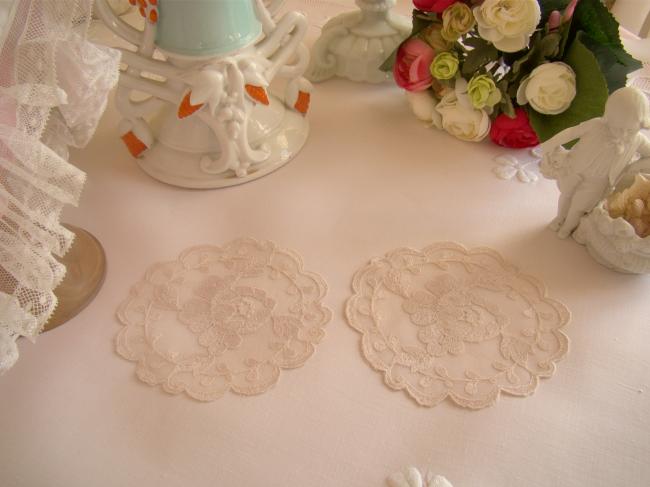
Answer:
117, 238, 331, 401
346, 242, 570, 409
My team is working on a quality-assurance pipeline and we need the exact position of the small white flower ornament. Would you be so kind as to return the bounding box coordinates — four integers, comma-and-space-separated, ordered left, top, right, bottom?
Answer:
387, 466, 454, 487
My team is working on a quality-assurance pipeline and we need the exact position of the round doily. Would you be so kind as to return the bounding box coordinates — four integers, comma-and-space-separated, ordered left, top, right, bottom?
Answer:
117, 238, 331, 401
346, 242, 570, 409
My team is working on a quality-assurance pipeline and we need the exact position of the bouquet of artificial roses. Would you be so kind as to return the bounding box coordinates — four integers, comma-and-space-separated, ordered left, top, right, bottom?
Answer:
384, 0, 641, 148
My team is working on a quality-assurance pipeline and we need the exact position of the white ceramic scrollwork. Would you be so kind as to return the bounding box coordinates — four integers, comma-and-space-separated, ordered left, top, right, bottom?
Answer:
96, 0, 313, 188
307, 0, 410, 83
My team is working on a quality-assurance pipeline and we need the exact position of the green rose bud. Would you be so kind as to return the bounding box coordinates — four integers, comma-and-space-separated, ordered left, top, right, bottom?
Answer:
441, 3, 476, 42
467, 74, 502, 109
430, 52, 459, 81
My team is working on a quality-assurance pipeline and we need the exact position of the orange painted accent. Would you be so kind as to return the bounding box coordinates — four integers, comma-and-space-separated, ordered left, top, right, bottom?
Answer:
139, 6, 146, 17
149, 9, 158, 23
177, 91, 204, 119
149, 0, 157, 4
294, 91, 310, 114
137, 0, 146, 7
121, 131, 148, 158
128, 0, 136, 5
245, 84, 270, 105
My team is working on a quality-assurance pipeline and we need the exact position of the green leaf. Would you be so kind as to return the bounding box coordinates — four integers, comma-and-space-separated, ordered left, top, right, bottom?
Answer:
379, 47, 398, 72
511, 46, 535, 75
528, 36, 608, 143
500, 94, 516, 118
557, 17, 572, 57
412, 9, 438, 37
578, 32, 642, 91
461, 37, 498, 77
463, 35, 489, 49
539, 32, 561, 58
573, 0, 622, 49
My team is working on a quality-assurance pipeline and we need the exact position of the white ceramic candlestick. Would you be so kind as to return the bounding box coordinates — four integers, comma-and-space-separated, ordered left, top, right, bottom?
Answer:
307, 0, 410, 84
96, 0, 313, 189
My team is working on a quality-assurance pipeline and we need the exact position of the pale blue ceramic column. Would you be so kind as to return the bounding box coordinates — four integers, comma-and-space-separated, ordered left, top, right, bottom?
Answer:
155, 0, 262, 57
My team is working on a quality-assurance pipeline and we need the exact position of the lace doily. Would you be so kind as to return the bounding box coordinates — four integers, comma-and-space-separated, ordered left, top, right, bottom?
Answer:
0, 0, 120, 373
346, 242, 570, 409
117, 238, 331, 401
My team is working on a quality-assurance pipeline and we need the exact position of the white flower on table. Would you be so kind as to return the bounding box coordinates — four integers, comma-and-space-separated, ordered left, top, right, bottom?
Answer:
517, 62, 577, 115
473, 0, 541, 53
493, 153, 540, 183
387, 466, 453, 487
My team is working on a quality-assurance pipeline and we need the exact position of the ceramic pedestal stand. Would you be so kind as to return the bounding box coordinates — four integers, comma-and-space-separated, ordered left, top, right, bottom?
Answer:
96, 0, 313, 189
306, 0, 410, 83
44, 225, 106, 331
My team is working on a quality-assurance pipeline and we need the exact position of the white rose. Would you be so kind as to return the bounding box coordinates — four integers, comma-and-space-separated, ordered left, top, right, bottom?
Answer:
474, 0, 541, 53
435, 81, 490, 142
406, 91, 442, 129
516, 62, 577, 115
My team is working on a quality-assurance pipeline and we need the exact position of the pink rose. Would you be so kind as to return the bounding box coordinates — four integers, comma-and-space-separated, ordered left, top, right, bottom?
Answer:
489, 108, 540, 148
563, 0, 579, 22
548, 0, 579, 30
393, 38, 436, 92
414, 0, 460, 13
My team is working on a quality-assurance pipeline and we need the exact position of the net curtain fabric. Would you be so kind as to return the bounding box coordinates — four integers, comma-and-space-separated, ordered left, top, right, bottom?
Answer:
0, 0, 120, 372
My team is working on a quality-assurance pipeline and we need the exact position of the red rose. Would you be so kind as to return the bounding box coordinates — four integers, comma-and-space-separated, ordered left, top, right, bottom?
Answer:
490, 108, 540, 148
413, 0, 461, 13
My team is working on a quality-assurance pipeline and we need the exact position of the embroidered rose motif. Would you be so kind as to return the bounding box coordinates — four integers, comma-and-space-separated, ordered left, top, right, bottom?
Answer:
403, 275, 489, 355
402, 275, 471, 325
404, 274, 507, 356
178, 275, 276, 356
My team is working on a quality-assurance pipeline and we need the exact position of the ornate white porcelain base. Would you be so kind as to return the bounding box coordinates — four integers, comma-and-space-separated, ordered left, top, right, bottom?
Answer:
97, 0, 313, 189
136, 96, 308, 189
307, 0, 410, 83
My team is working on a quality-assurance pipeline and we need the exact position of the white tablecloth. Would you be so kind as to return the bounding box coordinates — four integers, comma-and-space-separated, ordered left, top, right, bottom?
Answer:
1, 2, 649, 486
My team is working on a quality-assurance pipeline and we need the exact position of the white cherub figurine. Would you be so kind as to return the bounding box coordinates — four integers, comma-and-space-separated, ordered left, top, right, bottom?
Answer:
540, 86, 650, 238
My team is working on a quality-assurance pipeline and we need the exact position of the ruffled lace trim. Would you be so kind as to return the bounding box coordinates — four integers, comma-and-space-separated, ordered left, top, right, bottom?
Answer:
0, 0, 120, 373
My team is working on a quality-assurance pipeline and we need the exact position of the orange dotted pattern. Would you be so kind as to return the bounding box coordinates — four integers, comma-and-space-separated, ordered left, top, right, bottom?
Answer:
137, 0, 158, 24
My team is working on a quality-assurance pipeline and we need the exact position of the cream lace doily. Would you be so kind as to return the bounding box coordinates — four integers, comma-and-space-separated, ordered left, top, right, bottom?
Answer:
117, 238, 331, 401
346, 242, 570, 409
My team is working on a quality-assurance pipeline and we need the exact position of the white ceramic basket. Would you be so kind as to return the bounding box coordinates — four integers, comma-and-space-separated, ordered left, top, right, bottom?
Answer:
574, 200, 650, 274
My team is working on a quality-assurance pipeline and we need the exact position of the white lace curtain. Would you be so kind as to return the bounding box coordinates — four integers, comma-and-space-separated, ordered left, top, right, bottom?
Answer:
0, 0, 120, 372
